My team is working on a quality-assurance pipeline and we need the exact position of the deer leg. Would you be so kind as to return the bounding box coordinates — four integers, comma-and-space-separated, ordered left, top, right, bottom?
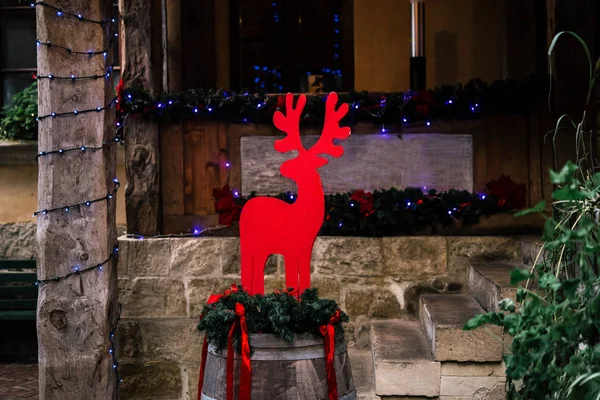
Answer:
298, 250, 312, 295
240, 246, 254, 293
284, 253, 299, 292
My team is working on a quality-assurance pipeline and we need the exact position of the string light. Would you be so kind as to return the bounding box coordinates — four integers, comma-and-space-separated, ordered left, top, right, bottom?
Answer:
31, 1, 115, 25
34, 245, 118, 285
108, 304, 122, 386
36, 99, 115, 120
37, 66, 116, 81
33, 180, 120, 217
36, 37, 116, 56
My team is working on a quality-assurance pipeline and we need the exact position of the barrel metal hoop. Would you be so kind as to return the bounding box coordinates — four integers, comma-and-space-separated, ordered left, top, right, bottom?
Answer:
201, 389, 356, 400
208, 342, 348, 361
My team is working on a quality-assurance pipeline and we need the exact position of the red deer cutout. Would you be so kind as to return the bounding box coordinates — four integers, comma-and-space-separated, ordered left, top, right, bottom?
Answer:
239, 92, 351, 295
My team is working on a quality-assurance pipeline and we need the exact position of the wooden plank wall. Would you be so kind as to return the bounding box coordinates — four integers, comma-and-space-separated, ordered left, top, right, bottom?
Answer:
159, 112, 555, 234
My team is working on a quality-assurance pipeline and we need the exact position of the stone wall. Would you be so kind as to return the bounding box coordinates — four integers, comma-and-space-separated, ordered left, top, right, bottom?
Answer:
116, 235, 520, 400
0, 222, 36, 259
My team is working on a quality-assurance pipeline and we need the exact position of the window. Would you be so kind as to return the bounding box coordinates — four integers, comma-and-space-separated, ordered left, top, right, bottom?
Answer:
0, 1, 120, 108
229, 0, 354, 93
0, 0, 36, 107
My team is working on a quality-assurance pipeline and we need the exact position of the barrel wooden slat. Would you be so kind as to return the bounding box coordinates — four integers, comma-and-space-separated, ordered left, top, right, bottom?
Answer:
200, 332, 355, 400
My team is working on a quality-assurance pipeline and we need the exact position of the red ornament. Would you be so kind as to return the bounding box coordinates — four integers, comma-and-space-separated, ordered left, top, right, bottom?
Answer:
239, 92, 351, 295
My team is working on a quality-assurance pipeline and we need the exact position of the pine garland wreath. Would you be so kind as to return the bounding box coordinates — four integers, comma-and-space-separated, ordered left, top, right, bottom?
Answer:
212, 186, 510, 236
198, 287, 349, 351
118, 77, 546, 127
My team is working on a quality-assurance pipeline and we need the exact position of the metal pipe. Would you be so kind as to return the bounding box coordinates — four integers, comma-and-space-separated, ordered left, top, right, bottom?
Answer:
410, 0, 426, 91
411, 0, 425, 57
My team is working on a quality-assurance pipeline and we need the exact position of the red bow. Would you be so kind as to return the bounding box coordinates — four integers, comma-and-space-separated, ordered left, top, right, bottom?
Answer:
319, 310, 342, 400
274, 287, 300, 299
198, 285, 251, 400
226, 303, 251, 400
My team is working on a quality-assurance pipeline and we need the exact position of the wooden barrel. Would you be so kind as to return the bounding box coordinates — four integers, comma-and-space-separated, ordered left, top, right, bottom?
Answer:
200, 331, 355, 400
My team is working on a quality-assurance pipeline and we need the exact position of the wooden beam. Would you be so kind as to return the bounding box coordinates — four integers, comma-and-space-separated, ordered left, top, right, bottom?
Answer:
166, 0, 182, 91
120, 0, 162, 235
36, 1, 118, 398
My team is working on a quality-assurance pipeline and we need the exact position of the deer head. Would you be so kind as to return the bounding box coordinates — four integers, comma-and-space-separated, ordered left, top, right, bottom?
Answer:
273, 93, 351, 181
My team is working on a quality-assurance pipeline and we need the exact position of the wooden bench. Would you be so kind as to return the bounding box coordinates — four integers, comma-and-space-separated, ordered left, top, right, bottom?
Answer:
0, 260, 37, 320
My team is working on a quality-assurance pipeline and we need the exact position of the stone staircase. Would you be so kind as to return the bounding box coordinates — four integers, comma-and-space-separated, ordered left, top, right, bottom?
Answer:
351, 236, 543, 400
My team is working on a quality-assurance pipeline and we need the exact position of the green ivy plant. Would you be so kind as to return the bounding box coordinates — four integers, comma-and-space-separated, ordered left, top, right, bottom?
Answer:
0, 82, 38, 140
465, 32, 600, 400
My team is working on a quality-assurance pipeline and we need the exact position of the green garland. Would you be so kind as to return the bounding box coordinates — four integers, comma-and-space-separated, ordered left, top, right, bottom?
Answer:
198, 287, 348, 351
120, 77, 546, 126
228, 187, 508, 236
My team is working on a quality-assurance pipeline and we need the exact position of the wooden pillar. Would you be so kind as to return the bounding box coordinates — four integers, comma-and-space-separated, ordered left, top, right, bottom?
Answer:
36, 1, 118, 398
120, 0, 162, 235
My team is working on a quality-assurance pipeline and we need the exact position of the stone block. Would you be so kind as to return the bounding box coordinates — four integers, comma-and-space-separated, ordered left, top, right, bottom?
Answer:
448, 236, 520, 283
263, 276, 286, 293
312, 276, 341, 303
120, 360, 182, 399
119, 278, 186, 318
187, 278, 234, 317
346, 287, 401, 319
420, 294, 503, 362
371, 320, 441, 397
140, 319, 204, 363
170, 238, 221, 277
441, 362, 505, 377
348, 349, 376, 399
116, 237, 129, 277
185, 361, 202, 400
440, 376, 505, 398
221, 237, 279, 276
383, 237, 447, 279
312, 237, 383, 277
521, 237, 546, 267
468, 262, 518, 312
123, 238, 171, 277
0, 222, 36, 259
118, 320, 142, 358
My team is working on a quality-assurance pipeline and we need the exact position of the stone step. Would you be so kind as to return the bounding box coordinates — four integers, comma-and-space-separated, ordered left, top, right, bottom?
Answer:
347, 348, 380, 400
370, 320, 441, 398
419, 294, 503, 362
468, 261, 519, 312
521, 236, 546, 267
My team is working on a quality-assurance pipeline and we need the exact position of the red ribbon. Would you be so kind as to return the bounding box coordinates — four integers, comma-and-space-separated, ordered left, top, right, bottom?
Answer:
226, 303, 252, 400
198, 285, 245, 400
319, 310, 342, 400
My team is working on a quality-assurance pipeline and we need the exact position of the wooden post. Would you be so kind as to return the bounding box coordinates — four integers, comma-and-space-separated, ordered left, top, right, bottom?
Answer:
36, 1, 118, 399
120, 0, 162, 235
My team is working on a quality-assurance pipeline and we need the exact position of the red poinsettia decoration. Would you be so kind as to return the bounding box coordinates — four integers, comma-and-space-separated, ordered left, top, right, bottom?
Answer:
410, 90, 436, 116
350, 189, 375, 217
486, 175, 526, 210
213, 184, 241, 226
115, 79, 124, 113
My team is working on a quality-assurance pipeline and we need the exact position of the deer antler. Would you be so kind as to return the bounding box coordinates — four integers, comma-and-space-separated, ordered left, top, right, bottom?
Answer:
273, 93, 307, 153
309, 92, 351, 158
